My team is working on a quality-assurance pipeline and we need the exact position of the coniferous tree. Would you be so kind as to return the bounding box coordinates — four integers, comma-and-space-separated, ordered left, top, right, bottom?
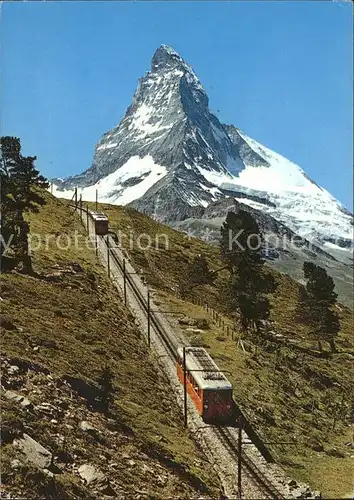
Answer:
220, 210, 277, 333
178, 253, 214, 298
1, 138, 19, 266
298, 261, 340, 352
0, 137, 49, 272
220, 210, 263, 271
187, 253, 214, 287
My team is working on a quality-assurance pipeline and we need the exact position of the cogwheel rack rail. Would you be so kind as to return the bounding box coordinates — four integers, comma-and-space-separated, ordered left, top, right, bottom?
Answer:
73, 203, 285, 499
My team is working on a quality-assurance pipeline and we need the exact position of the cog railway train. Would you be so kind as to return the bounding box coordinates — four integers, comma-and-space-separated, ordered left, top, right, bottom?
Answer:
86, 209, 234, 423
89, 211, 109, 235
176, 347, 235, 423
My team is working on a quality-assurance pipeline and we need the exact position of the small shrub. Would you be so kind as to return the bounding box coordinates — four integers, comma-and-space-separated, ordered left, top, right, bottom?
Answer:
195, 319, 209, 330
325, 447, 345, 458
189, 335, 209, 348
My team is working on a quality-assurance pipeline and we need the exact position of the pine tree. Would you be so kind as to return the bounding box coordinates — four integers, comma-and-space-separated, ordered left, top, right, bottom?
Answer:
97, 364, 115, 413
220, 210, 277, 333
298, 261, 340, 352
220, 210, 264, 271
0, 137, 49, 272
178, 253, 214, 298
1, 138, 19, 267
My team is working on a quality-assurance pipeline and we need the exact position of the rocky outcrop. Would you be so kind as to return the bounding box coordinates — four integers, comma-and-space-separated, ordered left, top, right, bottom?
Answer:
52, 44, 353, 262
51, 44, 352, 306
1, 354, 214, 499
13, 433, 53, 469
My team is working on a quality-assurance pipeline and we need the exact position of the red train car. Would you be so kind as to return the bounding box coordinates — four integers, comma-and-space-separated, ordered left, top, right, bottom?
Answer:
176, 347, 234, 424
89, 211, 109, 235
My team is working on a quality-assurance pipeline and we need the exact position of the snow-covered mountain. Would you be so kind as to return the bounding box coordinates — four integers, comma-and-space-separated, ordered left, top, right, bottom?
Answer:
53, 44, 353, 257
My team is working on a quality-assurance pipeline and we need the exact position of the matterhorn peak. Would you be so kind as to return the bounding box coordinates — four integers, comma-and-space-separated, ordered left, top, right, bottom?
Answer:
151, 45, 184, 72
149, 45, 207, 103
52, 44, 353, 279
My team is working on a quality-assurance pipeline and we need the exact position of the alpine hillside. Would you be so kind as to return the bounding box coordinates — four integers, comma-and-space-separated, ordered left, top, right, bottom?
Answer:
52, 45, 353, 270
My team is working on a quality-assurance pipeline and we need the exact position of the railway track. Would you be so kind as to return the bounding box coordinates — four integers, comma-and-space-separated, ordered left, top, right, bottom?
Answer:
102, 233, 284, 499
103, 234, 180, 361
75, 205, 286, 499
213, 427, 284, 499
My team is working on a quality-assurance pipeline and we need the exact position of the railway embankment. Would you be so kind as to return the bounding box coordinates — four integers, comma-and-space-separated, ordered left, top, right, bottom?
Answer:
92, 200, 354, 499
77, 203, 326, 499
0, 193, 220, 499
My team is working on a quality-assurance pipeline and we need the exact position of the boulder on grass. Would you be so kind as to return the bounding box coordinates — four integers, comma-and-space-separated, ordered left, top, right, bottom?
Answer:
13, 433, 53, 469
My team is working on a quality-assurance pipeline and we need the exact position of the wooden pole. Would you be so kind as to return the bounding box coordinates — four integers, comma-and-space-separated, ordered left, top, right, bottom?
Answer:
95, 234, 98, 256
95, 189, 98, 211
86, 205, 89, 230
123, 259, 127, 306
107, 236, 110, 278
147, 290, 151, 347
237, 416, 242, 499
74, 187, 77, 209
79, 194, 82, 215
183, 347, 187, 428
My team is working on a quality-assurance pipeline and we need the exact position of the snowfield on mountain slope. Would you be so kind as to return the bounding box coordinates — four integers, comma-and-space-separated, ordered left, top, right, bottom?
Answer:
52, 156, 167, 205
52, 139, 352, 249
231, 132, 353, 246
196, 131, 352, 248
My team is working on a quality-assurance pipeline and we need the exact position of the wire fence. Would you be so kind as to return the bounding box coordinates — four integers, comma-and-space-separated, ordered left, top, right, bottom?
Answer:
186, 292, 252, 353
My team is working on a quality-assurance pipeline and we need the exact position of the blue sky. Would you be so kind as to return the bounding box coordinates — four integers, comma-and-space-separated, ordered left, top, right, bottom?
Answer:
1, 1, 352, 209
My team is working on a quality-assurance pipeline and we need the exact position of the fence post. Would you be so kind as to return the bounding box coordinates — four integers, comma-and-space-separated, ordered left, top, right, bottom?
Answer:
183, 347, 187, 428
237, 416, 242, 499
147, 290, 151, 347
107, 236, 110, 278
123, 259, 127, 306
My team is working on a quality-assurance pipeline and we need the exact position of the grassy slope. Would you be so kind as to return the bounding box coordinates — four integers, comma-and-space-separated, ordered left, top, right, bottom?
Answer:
93, 201, 354, 499
0, 193, 220, 499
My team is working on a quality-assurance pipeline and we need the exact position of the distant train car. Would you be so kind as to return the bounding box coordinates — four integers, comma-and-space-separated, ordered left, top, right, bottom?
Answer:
90, 211, 109, 235
176, 347, 234, 424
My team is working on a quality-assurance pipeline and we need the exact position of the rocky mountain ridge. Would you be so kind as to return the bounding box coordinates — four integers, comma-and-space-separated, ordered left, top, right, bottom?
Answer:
52, 44, 353, 266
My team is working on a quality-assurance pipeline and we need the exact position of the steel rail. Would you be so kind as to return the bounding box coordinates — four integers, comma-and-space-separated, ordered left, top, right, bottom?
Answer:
73, 205, 284, 497
214, 427, 284, 499
105, 233, 284, 499
102, 234, 179, 361
70, 202, 178, 361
